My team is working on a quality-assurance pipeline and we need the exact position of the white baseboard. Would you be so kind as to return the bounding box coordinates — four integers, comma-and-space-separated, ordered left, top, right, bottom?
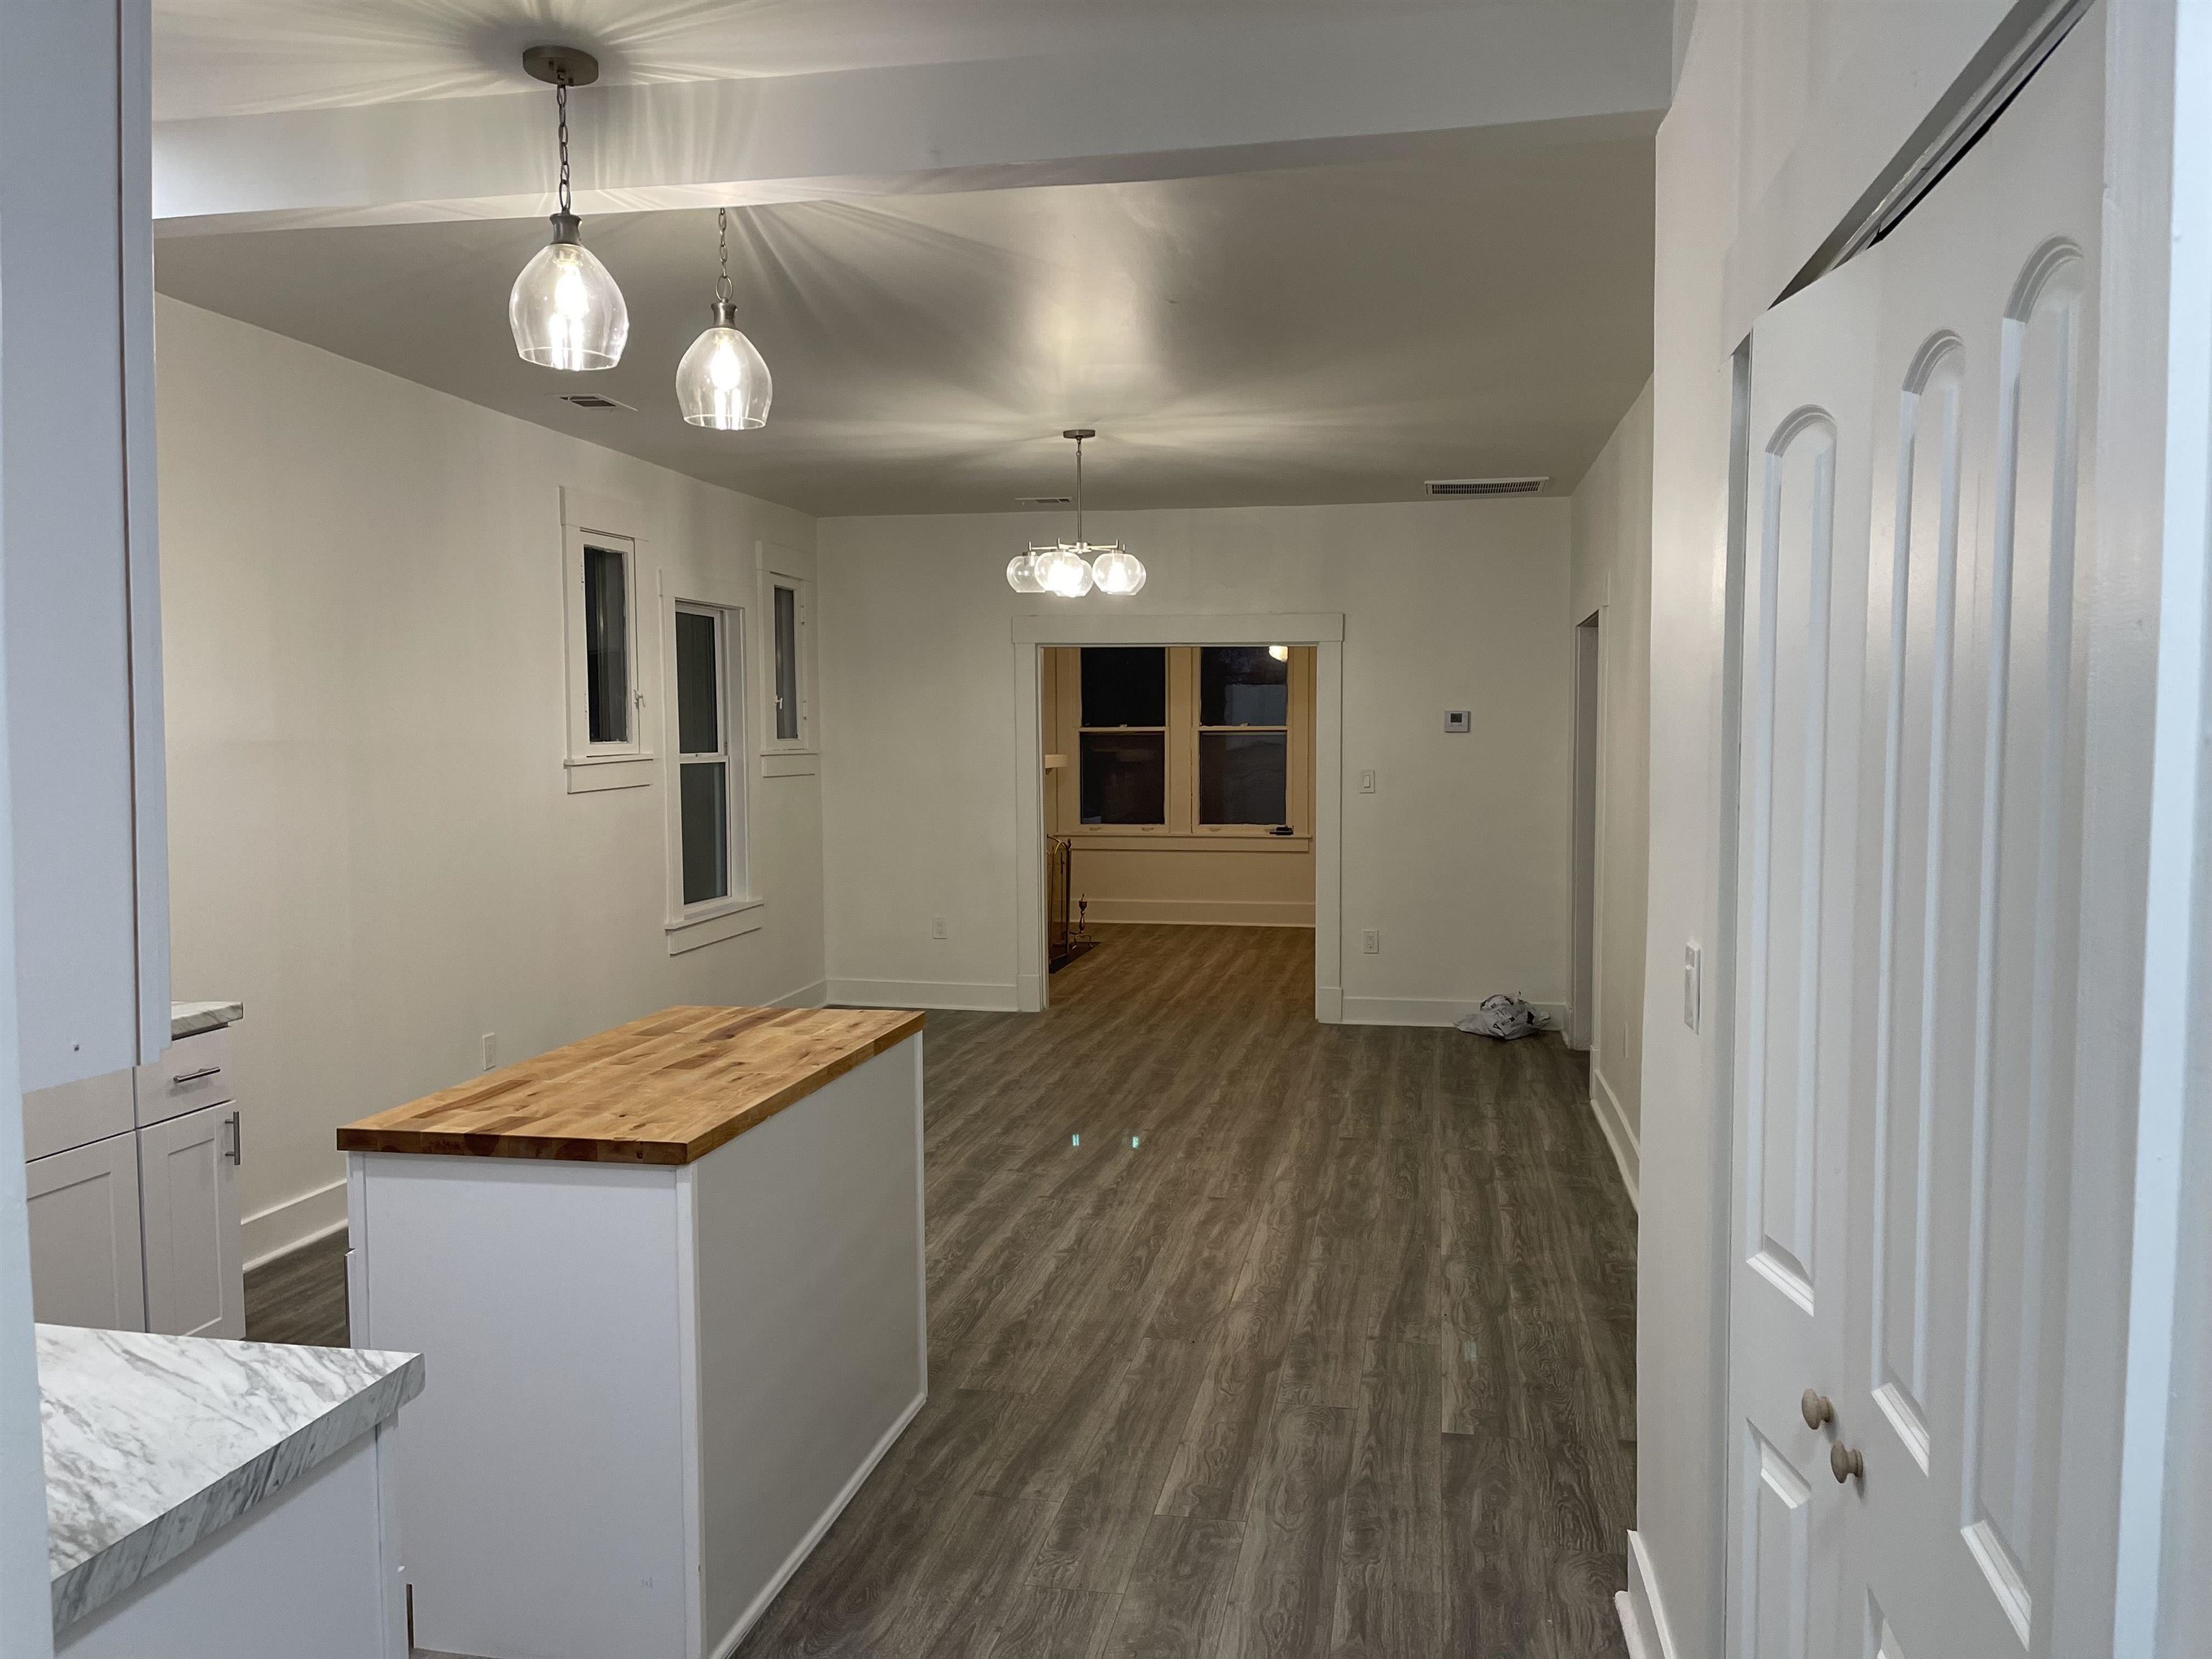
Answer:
1079, 897, 1315, 927
773, 979, 829, 1009
1616, 1593, 1650, 1659
826, 978, 1021, 1012
706, 1389, 925, 1659
1591, 1064, 1641, 1210
1624, 1531, 1678, 1659
242, 1178, 350, 1272
1340, 996, 1570, 1030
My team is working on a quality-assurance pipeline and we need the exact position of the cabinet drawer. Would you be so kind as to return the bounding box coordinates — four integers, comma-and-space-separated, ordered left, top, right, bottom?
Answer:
22, 1069, 134, 1162
135, 1027, 233, 1128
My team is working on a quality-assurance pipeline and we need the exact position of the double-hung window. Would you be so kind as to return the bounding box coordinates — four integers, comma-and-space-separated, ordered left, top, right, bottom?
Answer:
1078, 647, 1168, 825
667, 602, 751, 941
1196, 647, 1291, 825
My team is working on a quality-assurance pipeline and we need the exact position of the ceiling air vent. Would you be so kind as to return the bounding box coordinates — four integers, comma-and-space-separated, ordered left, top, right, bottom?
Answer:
553, 392, 634, 412
1017, 495, 1073, 507
1425, 475, 1549, 498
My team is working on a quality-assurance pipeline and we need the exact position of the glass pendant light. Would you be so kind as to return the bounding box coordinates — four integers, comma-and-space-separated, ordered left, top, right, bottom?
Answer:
1005, 552, 1048, 594
510, 47, 629, 372
1035, 541, 1097, 598
675, 208, 773, 428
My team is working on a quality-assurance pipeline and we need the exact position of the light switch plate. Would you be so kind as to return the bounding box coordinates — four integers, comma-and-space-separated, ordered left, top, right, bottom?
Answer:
1444, 711, 1473, 733
1358, 769, 1377, 793
481, 1033, 498, 1071
1683, 943, 1701, 1032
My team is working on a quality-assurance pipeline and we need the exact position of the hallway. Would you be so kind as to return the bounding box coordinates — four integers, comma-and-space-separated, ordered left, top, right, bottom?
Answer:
738, 925, 1636, 1658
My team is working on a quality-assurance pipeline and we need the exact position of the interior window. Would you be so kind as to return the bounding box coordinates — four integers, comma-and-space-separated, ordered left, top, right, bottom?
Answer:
674, 606, 732, 907
583, 542, 630, 745
772, 583, 800, 742
1078, 646, 1167, 824
1197, 647, 1289, 824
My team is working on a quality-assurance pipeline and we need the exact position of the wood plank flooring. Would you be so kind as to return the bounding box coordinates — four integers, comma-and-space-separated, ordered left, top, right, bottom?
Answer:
742, 925, 1636, 1659
255, 923, 1636, 1658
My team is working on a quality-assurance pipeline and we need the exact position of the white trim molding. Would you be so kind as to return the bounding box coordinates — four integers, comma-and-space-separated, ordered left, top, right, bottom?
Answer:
242, 1177, 350, 1272
1623, 1532, 1678, 1659
1011, 611, 1345, 646
1591, 1063, 1640, 1209
1079, 898, 1315, 927
826, 978, 1020, 1012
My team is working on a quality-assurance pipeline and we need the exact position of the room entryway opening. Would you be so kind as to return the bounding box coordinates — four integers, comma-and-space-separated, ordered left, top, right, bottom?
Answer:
1567, 611, 1601, 1053
1038, 642, 1318, 984
1011, 613, 1346, 1018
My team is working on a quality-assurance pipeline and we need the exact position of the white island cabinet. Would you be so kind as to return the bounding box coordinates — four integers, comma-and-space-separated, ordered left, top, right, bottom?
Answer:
341, 1004, 928, 1659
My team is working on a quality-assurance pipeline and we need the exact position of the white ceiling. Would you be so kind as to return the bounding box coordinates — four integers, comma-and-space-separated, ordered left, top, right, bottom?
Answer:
154, 130, 1653, 516
150, 0, 1661, 516
151, 0, 1333, 122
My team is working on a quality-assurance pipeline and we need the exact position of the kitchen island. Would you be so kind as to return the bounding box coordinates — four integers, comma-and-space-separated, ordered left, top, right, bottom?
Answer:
338, 1004, 927, 1659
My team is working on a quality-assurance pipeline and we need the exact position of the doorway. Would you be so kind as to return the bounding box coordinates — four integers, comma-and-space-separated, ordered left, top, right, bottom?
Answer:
1568, 612, 1602, 1052
1010, 613, 1346, 1017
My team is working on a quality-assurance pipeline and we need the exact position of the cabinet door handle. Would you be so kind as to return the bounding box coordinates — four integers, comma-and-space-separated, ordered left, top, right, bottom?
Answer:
172, 1066, 222, 1085
225, 1110, 243, 1166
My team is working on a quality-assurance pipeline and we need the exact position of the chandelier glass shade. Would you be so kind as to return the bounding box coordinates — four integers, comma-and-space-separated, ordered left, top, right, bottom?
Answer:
1007, 430, 1145, 597
511, 50, 629, 372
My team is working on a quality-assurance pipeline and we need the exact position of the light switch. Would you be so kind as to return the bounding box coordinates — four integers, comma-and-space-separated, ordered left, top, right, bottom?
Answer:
1683, 943, 1701, 1032
1358, 769, 1377, 793
481, 1033, 498, 1071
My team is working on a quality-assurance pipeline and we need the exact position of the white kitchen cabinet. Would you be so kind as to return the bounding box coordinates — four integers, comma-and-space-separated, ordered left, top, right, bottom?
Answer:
26, 1132, 145, 1332
140, 1103, 243, 1339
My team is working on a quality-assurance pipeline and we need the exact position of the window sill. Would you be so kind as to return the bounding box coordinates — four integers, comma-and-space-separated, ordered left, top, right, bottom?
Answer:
665, 899, 765, 956
566, 755, 656, 794
761, 751, 819, 778
1062, 832, 1310, 853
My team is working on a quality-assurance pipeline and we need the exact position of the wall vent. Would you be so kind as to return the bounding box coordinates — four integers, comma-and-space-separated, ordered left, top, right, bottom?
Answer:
1425, 476, 1549, 498
554, 392, 634, 411
1017, 495, 1073, 507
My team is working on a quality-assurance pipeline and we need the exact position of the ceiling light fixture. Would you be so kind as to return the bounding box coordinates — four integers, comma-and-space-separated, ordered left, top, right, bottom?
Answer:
675, 207, 772, 429
509, 47, 628, 372
1010, 430, 1145, 598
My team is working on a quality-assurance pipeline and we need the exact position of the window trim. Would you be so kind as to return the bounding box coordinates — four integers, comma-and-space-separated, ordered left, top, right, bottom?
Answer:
758, 547, 818, 765
561, 489, 657, 793
662, 597, 762, 952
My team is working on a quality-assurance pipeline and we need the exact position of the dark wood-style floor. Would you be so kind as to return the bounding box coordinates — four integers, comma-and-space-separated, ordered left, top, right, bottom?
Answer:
253, 924, 1635, 1658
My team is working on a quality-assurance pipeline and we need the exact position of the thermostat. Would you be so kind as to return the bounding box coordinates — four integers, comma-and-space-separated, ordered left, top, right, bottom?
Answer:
1444, 711, 1472, 733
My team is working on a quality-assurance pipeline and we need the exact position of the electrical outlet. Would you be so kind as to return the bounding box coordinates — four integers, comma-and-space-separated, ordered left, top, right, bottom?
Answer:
1358, 769, 1377, 793
930, 915, 948, 940
481, 1033, 498, 1071
1361, 929, 1382, 956
1683, 943, 1701, 1032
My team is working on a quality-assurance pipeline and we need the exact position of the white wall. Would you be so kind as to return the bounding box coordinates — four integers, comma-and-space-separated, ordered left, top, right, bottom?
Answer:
1569, 382, 1651, 1184
1635, 4, 2010, 1656
155, 298, 825, 1265
817, 500, 1573, 1022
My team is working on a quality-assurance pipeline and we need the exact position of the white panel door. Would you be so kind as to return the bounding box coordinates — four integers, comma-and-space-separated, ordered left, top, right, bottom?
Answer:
1840, 15, 2104, 1658
1728, 243, 1884, 1659
140, 1104, 244, 1339
27, 1130, 146, 1331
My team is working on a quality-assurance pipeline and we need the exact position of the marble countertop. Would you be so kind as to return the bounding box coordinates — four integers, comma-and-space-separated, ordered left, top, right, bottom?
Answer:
40, 1324, 422, 1634
169, 999, 243, 1040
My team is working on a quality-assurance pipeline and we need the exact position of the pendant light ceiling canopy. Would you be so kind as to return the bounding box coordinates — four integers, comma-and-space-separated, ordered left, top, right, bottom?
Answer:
1009, 430, 1145, 598
509, 46, 629, 372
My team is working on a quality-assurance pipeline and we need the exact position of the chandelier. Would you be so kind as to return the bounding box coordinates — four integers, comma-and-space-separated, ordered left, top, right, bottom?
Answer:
1008, 430, 1146, 597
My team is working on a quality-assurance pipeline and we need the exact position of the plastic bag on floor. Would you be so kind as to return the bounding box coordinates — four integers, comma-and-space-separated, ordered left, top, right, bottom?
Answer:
1457, 993, 1546, 1041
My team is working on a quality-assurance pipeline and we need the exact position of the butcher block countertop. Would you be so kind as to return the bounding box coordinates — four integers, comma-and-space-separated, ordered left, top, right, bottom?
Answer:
336, 1005, 925, 1165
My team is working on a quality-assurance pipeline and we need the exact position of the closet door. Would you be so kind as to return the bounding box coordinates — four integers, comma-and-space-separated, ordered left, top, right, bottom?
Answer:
1838, 13, 2105, 1657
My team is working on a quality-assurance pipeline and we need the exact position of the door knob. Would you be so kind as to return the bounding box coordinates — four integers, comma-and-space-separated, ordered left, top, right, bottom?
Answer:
1801, 1389, 1835, 1431
1831, 1442, 1864, 1483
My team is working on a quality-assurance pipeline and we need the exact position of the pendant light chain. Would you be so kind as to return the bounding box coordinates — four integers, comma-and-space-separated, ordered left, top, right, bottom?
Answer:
554, 75, 572, 217
716, 207, 732, 307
